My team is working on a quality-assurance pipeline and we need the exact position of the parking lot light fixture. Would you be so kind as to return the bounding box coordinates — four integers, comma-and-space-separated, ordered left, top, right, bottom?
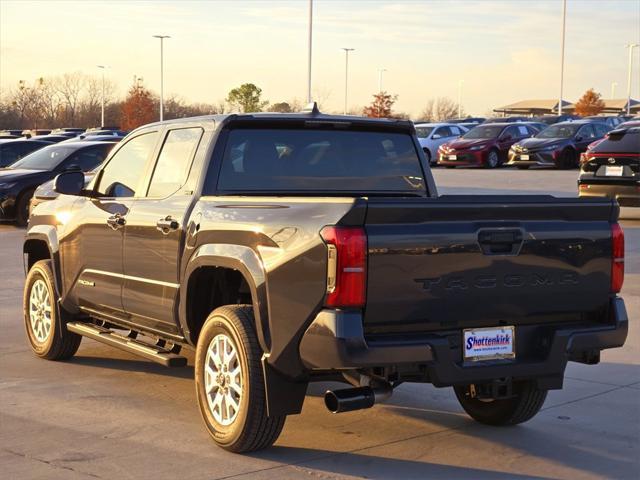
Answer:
152, 35, 171, 121
458, 80, 464, 118
307, 0, 313, 103
378, 68, 387, 93
341, 48, 354, 115
558, 0, 567, 115
626, 43, 639, 115
96, 65, 107, 128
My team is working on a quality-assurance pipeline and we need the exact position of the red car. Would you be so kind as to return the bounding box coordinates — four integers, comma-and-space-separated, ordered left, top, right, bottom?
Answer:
438, 123, 538, 168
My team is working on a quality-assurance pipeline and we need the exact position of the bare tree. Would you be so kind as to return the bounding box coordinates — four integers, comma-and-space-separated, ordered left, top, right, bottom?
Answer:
418, 97, 464, 122
55, 72, 88, 125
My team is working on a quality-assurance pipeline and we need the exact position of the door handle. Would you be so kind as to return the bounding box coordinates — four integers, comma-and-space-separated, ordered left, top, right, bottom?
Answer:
107, 214, 126, 230
156, 216, 179, 234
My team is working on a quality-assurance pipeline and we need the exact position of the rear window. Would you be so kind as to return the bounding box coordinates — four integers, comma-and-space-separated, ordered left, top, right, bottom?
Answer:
216, 128, 425, 193
592, 129, 640, 154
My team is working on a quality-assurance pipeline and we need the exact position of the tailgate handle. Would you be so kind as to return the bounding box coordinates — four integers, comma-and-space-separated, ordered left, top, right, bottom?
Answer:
478, 230, 523, 255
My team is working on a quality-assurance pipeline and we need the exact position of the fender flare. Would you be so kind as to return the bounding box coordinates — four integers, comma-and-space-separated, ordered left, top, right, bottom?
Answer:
180, 243, 270, 353
23, 225, 61, 296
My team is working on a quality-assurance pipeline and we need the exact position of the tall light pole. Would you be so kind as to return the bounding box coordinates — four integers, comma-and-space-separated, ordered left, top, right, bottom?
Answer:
626, 43, 639, 115
457, 80, 464, 118
307, 0, 313, 103
341, 48, 354, 115
153, 35, 170, 121
611, 81, 617, 99
97, 65, 107, 127
558, 0, 567, 115
378, 68, 387, 92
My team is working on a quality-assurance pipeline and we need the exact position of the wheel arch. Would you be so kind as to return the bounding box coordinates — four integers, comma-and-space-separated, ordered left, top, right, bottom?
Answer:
23, 226, 61, 297
181, 244, 269, 352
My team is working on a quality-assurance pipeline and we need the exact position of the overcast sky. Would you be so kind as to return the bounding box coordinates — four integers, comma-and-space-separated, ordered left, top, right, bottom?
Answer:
1, 0, 639, 116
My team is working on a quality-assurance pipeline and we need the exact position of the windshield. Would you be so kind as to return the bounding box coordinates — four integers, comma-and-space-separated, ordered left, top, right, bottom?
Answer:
536, 124, 580, 139
10, 145, 74, 170
415, 126, 434, 138
462, 125, 503, 139
216, 128, 426, 194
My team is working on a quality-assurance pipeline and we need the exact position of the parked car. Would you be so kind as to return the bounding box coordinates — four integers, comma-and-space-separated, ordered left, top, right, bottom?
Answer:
438, 123, 538, 168
525, 122, 549, 133
508, 120, 609, 169
30, 170, 98, 214
584, 116, 624, 130
483, 116, 530, 124
447, 117, 486, 125
51, 127, 85, 135
617, 120, 640, 129
0, 139, 54, 168
22, 129, 52, 138
533, 114, 580, 125
30, 134, 77, 144
1, 129, 25, 137
61, 134, 125, 144
457, 122, 480, 131
23, 110, 627, 453
578, 126, 639, 206
415, 123, 468, 165
0, 141, 116, 225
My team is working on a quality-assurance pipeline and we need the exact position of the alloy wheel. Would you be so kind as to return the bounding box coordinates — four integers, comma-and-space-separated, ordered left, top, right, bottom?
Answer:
29, 279, 52, 343
204, 333, 243, 426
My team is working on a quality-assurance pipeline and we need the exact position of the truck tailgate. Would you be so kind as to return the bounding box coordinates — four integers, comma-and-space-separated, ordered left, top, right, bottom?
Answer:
363, 195, 617, 334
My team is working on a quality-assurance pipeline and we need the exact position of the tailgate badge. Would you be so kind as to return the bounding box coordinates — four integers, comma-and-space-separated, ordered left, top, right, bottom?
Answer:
608, 158, 616, 164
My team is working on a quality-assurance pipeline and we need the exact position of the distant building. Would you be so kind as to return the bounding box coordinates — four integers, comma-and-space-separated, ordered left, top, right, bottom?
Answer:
494, 98, 639, 116
493, 99, 574, 116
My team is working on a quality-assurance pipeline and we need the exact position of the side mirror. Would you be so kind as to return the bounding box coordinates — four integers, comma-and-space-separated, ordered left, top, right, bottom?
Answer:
53, 171, 85, 195
432, 134, 442, 139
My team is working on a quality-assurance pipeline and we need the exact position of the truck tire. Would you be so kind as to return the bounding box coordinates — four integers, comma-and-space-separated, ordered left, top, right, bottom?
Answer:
195, 305, 286, 453
23, 260, 82, 360
454, 381, 547, 426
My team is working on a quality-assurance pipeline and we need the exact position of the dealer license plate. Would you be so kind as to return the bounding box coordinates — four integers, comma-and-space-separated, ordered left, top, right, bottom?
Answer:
463, 326, 515, 361
520, 154, 529, 160
605, 166, 623, 176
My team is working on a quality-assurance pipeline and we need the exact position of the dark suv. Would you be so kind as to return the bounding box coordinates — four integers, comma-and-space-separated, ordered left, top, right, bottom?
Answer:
578, 126, 640, 206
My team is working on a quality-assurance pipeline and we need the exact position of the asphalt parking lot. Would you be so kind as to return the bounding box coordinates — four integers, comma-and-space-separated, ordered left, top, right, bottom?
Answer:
1, 168, 638, 480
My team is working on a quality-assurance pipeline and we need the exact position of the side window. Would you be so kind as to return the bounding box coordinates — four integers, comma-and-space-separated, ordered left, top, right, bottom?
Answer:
434, 127, 451, 138
517, 125, 529, 137
146, 128, 203, 198
595, 124, 609, 137
504, 126, 519, 139
62, 145, 111, 172
95, 132, 158, 197
579, 125, 595, 139
450, 126, 461, 136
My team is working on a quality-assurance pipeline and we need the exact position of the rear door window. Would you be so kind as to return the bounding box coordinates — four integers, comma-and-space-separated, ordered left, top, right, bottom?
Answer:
216, 128, 425, 194
146, 128, 203, 198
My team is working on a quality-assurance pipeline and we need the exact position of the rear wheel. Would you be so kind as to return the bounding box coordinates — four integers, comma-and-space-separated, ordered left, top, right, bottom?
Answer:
23, 260, 82, 360
557, 149, 577, 169
16, 188, 35, 227
484, 149, 499, 169
195, 305, 286, 452
454, 381, 547, 426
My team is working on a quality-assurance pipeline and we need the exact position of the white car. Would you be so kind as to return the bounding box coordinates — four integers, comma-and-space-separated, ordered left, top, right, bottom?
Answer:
415, 123, 468, 165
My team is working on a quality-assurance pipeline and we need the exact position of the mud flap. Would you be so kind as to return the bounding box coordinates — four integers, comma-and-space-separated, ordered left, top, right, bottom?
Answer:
262, 356, 308, 417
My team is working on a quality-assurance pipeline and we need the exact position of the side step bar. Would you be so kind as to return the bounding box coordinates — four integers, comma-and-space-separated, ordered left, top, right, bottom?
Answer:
66, 322, 188, 367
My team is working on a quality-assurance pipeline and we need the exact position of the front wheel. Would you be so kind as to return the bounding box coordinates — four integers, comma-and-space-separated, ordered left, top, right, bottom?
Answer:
195, 305, 286, 453
23, 260, 82, 360
454, 381, 547, 426
484, 149, 500, 169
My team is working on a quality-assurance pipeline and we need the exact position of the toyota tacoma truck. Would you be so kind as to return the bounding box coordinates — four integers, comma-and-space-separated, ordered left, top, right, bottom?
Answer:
23, 105, 628, 453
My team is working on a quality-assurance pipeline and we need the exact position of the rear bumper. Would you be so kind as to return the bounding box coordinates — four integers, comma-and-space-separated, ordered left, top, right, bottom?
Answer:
578, 183, 640, 207
299, 298, 628, 389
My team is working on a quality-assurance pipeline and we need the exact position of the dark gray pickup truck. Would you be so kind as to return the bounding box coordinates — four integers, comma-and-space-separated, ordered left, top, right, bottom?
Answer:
23, 106, 628, 453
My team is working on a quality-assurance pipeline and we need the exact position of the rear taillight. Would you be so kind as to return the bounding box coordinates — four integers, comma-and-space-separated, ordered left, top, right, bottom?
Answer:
320, 226, 367, 308
611, 223, 624, 294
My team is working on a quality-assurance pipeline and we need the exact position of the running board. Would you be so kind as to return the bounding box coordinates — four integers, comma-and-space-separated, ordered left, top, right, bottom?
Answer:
66, 322, 188, 367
